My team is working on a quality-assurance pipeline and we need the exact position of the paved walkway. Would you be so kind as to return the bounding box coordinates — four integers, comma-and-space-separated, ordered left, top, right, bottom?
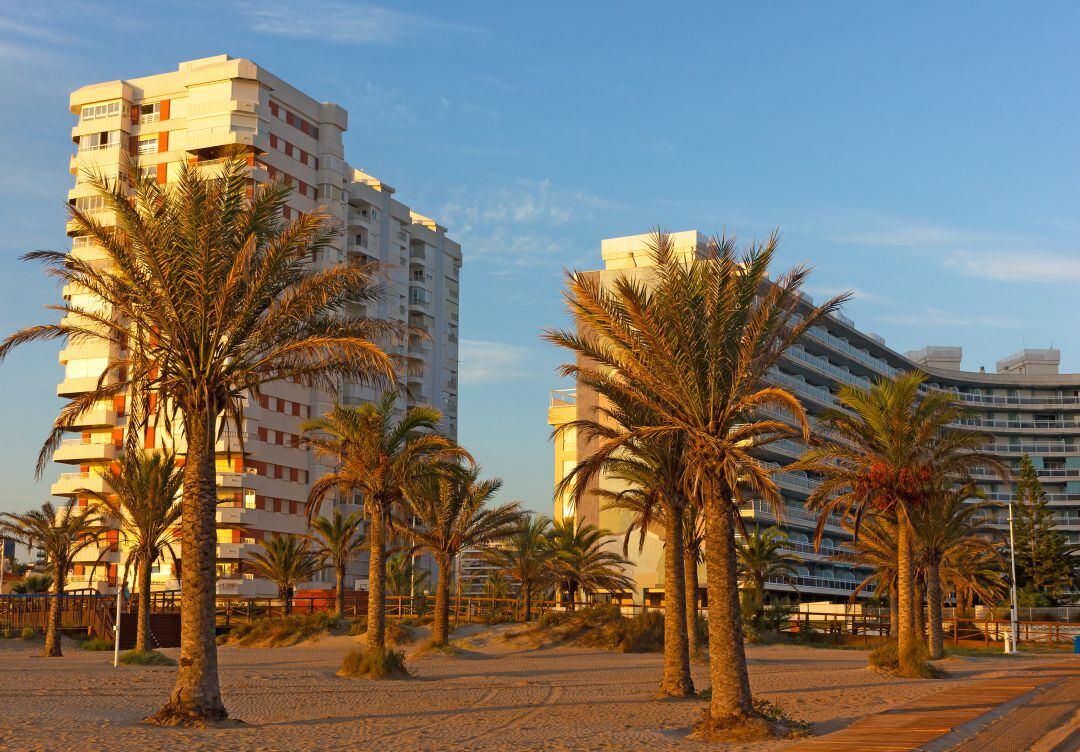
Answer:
790, 659, 1080, 752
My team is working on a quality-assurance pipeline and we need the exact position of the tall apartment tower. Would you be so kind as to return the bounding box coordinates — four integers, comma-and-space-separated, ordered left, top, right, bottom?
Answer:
550, 231, 1080, 607
59, 55, 460, 596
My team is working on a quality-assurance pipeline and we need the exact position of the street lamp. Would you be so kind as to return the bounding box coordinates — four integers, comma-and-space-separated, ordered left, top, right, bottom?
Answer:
1006, 499, 1019, 654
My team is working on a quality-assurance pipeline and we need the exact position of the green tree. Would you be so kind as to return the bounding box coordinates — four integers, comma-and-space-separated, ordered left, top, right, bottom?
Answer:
306, 511, 367, 617
0, 501, 103, 656
546, 518, 635, 609
246, 535, 322, 615
1013, 455, 1077, 604
483, 571, 512, 599
485, 514, 553, 621
792, 372, 1005, 676
545, 229, 844, 733
81, 450, 183, 654
396, 465, 521, 645
302, 394, 468, 651
1, 158, 396, 723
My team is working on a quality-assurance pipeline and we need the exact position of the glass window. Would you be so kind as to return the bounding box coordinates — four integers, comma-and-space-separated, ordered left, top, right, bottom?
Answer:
139, 102, 161, 123
137, 136, 158, 155
80, 101, 122, 122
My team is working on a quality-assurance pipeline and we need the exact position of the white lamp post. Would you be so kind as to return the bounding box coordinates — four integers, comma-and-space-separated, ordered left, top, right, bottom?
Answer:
113, 547, 127, 667
1007, 500, 1020, 654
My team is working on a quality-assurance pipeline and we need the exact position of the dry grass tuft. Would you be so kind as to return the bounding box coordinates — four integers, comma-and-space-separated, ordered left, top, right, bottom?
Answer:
224, 612, 340, 647
338, 646, 411, 680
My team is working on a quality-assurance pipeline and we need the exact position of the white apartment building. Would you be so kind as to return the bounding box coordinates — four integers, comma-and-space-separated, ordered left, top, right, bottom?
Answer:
59, 55, 460, 596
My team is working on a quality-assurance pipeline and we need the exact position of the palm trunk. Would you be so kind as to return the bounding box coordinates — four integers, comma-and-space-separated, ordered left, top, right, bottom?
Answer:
896, 518, 916, 674
522, 583, 532, 622
335, 566, 346, 617
684, 543, 699, 657
888, 587, 898, 638
659, 504, 693, 697
927, 560, 943, 659
432, 553, 451, 646
701, 481, 753, 729
283, 586, 292, 616
136, 554, 152, 653
149, 405, 228, 725
366, 508, 386, 650
914, 575, 926, 645
44, 566, 65, 657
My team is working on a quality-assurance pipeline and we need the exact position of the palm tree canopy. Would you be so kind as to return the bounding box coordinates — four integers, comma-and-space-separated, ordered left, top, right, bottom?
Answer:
302, 393, 470, 521
246, 534, 321, 594
307, 510, 367, 572
397, 464, 522, 561
547, 518, 635, 598
544, 229, 848, 519
735, 526, 802, 589
485, 513, 554, 593
81, 449, 183, 567
0, 501, 104, 581
0, 156, 398, 473
385, 551, 430, 596
791, 371, 1010, 545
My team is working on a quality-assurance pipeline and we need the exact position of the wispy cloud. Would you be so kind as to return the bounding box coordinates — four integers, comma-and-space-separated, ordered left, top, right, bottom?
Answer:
237, 0, 465, 45
805, 285, 887, 304
945, 250, 1080, 283
440, 179, 608, 269
880, 306, 1022, 330
459, 339, 535, 385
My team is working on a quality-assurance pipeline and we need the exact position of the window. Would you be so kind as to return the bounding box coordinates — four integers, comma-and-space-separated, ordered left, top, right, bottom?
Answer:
137, 136, 158, 155
138, 102, 160, 123
79, 130, 120, 151
80, 101, 121, 121
244, 490, 256, 509
72, 195, 107, 214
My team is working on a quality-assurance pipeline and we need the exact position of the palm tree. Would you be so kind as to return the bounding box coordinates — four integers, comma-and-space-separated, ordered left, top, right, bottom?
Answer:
911, 483, 998, 658
941, 542, 1005, 616
547, 519, 635, 608
302, 394, 468, 651
0, 158, 396, 723
306, 511, 366, 617
792, 372, 1006, 676
485, 514, 553, 621
246, 535, 322, 615
385, 551, 430, 597
545, 229, 844, 731
80, 450, 183, 654
832, 514, 901, 633
11, 574, 53, 594
736, 527, 802, 610
483, 572, 512, 599
594, 434, 696, 695
396, 466, 521, 645
0, 501, 103, 656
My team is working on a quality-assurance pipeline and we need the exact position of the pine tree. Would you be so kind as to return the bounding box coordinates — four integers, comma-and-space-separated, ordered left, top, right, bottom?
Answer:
1013, 455, 1077, 605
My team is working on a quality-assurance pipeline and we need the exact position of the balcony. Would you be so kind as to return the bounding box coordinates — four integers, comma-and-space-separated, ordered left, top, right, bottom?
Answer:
217, 542, 261, 560
57, 373, 119, 398
217, 471, 257, 489
51, 471, 109, 497
70, 405, 118, 428
52, 439, 118, 464
216, 507, 259, 526
955, 418, 1080, 432
740, 500, 847, 533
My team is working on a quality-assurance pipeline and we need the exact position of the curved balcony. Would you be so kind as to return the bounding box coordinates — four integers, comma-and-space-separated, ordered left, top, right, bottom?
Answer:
51, 471, 110, 497
52, 439, 119, 464
955, 418, 1080, 433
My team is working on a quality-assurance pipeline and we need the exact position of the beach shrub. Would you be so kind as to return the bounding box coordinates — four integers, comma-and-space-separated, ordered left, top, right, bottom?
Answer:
1, 628, 15, 639
386, 621, 415, 646
225, 612, 339, 647
20, 627, 37, 640
338, 646, 410, 679
119, 649, 176, 666
347, 617, 367, 636
610, 610, 665, 653
80, 636, 113, 651
869, 640, 934, 678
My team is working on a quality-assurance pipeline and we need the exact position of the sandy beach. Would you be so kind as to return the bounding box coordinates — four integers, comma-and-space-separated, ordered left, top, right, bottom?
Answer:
0, 628, 1064, 752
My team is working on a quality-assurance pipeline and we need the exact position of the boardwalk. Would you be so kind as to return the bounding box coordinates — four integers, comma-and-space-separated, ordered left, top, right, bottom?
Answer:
791, 659, 1080, 752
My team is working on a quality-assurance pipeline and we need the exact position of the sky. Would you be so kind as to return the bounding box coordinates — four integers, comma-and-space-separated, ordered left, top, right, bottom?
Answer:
1, 2, 1080, 516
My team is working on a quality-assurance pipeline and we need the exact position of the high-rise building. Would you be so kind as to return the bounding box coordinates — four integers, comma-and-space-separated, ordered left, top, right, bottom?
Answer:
549, 231, 1080, 606
58, 55, 460, 596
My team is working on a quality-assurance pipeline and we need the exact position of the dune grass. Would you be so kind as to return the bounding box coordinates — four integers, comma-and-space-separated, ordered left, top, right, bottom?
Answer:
79, 636, 113, 651
119, 649, 176, 666
338, 646, 410, 679
20, 627, 37, 641
224, 612, 341, 647
514, 605, 667, 653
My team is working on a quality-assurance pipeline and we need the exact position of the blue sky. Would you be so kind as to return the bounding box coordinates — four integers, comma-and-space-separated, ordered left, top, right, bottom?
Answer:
1, 2, 1080, 516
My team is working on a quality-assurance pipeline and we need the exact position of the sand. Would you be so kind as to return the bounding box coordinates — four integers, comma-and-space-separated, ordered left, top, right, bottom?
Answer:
0, 628, 1063, 752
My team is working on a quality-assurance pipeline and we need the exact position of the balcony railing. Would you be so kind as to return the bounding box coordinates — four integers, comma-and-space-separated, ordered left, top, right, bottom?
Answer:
956, 419, 1080, 431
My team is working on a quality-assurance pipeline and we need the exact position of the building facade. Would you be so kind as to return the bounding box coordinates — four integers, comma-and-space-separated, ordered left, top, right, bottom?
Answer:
548, 231, 1080, 606
59, 55, 460, 596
